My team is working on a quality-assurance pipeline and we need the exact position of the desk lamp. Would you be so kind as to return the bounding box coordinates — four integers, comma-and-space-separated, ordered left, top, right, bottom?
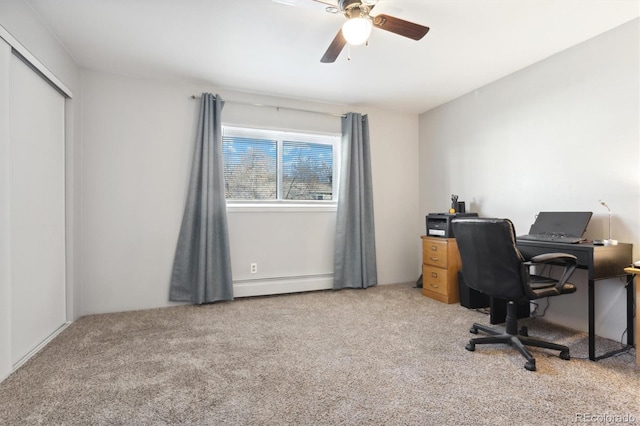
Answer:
598, 200, 618, 246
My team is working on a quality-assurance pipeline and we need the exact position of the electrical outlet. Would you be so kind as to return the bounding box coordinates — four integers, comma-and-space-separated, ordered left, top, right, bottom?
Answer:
250, 263, 257, 274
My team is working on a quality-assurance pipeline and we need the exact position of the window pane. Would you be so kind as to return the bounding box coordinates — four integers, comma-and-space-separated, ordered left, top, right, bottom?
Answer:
282, 141, 333, 200
223, 137, 277, 200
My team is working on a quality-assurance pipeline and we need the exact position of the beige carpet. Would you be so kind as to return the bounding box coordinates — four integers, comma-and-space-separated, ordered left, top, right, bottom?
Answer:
0, 282, 638, 425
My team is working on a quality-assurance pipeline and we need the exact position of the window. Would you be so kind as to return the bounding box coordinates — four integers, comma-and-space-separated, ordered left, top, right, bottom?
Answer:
222, 126, 339, 203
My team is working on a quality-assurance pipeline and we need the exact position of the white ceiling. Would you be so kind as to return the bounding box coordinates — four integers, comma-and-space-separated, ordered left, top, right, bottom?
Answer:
26, 0, 640, 114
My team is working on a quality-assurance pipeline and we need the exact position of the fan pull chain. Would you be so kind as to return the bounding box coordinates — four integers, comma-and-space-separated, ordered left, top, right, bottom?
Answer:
346, 40, 368, 61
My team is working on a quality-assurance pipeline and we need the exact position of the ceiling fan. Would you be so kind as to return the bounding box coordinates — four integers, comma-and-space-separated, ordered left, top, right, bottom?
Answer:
314, 0, 430, 63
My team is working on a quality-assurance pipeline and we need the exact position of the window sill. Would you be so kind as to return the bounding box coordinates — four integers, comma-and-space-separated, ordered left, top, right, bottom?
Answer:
226, 202, 337, 213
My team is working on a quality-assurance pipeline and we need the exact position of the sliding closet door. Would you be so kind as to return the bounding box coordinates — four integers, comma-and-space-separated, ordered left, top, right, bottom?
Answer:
9, 53, 66, 366
0, 38, 10, 380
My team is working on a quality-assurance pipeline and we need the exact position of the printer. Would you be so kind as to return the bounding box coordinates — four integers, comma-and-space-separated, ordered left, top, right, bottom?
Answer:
426, 212, 478, 238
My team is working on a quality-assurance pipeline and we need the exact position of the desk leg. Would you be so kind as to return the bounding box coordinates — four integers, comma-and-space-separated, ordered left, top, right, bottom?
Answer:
590, 275, 635, 361
589, 279, 595, 361
627, 274, 635, 348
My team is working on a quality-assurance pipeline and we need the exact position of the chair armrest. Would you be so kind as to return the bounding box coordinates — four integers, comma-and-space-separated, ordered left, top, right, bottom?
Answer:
529, 253, 577, 264
526, 253, 578, 291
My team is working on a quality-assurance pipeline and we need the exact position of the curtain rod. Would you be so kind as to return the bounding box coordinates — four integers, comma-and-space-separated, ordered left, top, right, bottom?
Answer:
190, 95, 345, 118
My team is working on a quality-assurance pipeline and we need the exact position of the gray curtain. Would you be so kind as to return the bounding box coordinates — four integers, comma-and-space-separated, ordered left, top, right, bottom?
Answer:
169, 93, 233, 303
333, 113, 378, 289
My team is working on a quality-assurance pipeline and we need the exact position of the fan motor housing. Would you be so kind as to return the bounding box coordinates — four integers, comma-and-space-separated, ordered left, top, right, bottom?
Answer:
339, 0, 361, 10
339, 0, 367, 15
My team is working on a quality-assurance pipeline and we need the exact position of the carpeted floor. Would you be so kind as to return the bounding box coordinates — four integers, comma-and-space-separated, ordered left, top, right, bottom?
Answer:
0, 282, 638, 425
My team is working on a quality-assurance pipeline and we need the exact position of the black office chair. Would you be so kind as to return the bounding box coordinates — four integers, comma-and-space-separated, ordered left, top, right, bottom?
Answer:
451, 217, 578, 371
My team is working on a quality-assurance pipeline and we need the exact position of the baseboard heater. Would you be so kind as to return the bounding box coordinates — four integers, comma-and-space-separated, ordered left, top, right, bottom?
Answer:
233, 274, 333, 298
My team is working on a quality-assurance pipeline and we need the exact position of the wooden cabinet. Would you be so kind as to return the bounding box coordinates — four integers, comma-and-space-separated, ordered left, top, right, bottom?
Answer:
421, 236, 461, 304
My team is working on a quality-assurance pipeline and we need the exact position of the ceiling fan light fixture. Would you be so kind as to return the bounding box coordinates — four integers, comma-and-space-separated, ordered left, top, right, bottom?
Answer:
342, 16, 372, 46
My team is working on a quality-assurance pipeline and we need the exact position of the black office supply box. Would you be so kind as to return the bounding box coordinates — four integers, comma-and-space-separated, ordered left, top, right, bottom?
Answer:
459, 272, 529, 321
426, 212, 478, 238
457, 271, 490, 309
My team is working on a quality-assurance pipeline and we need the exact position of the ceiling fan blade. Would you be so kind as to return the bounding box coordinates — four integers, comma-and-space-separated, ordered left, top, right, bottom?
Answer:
372, 14, 430, 40
321, 29, 347, 63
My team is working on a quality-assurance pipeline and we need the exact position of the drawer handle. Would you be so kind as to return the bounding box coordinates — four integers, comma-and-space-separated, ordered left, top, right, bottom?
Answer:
431, 272, 438, 278
430, 283, 439, 288
430, 245, 438, 251
429, 257, 439, 262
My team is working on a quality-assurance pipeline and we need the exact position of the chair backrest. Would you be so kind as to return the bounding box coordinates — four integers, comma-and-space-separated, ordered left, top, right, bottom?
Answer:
452, 218, 529, 302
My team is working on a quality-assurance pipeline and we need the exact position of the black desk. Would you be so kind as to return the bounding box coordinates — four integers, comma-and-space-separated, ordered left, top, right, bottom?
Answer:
516, 240, 633, 361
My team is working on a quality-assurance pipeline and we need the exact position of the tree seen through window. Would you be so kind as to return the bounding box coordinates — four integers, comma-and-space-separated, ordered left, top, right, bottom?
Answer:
222, 128, 336, 201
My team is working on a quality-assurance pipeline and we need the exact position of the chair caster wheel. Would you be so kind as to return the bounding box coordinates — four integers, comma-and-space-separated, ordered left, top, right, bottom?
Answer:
524, 361, 537, 371
465, 343, 475, 352
559, 351, 570, 360
519, 326, 528, 336
469, 327, 478, 334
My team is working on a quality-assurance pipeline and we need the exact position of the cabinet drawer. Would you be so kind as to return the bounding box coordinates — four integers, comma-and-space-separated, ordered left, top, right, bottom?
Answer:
422, 265, 448, 296
423, 238, 449, 268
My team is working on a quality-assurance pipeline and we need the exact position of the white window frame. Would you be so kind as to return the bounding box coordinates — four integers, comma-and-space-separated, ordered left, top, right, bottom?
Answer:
222, 125, 340, 212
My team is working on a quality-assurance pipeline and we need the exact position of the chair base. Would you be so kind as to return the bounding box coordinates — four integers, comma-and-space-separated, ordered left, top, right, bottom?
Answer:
465, 302, 570, 371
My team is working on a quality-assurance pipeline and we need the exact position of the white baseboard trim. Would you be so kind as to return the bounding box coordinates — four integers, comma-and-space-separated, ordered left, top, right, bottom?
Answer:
12, 321, 71, 372
233, 274, 333, 298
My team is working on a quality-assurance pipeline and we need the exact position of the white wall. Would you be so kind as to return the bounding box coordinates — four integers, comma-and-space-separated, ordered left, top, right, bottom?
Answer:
419, 19, 639, 341
0, 1, 80, 381
0, 1, 79, 87
79, 70, 420, 315
0, 0, 81, 322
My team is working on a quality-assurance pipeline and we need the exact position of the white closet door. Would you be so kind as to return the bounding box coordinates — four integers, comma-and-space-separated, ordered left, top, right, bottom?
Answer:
9, 54, 66, 365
